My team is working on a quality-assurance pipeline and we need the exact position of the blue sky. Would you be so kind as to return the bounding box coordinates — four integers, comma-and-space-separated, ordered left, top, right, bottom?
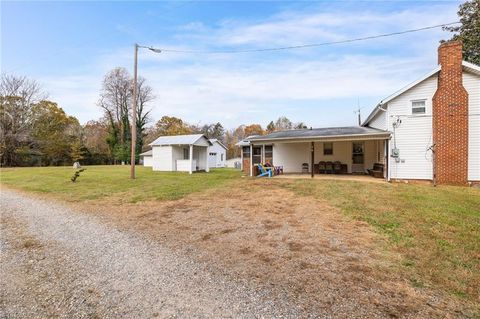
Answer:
1, 1, 461, 128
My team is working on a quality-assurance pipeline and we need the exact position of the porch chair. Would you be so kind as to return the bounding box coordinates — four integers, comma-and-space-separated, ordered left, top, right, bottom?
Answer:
318, 161, 326, 174
333, 161, 342, 174
256, 164, 273, 178
325, 161, 334, 174
301, 163, 309, 174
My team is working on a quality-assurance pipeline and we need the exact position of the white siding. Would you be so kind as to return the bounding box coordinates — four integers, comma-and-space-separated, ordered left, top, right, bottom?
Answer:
386, 74, 437, 180
152, 146, 173, 171
464, 71, 480, 181
273, 140, 384, 174
142, 156, 153, 167
208, 142, 226, 168
171, 146, 185, 171
273, 142, 310, 173
368, 110, 387, 130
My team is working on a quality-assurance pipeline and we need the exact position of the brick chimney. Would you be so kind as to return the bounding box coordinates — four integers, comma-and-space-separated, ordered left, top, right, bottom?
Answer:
432, 41, 469, 185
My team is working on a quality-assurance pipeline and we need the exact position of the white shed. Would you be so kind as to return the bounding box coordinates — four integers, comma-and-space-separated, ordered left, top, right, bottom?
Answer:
149, 134, 212, 174
208, 139, 227, 168
139, 150, 153, 167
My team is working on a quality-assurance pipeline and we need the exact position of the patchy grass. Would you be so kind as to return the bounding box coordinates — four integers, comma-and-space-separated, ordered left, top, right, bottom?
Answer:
277, 179, 480, 303
0, 165, 241, 202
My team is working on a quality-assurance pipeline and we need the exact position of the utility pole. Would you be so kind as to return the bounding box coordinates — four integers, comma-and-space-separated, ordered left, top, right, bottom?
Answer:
130, 44, 161, 179
131, 43, 138, 179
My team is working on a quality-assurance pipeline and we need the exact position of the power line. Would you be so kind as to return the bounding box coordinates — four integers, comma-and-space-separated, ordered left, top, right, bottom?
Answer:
158, 21, 460, 54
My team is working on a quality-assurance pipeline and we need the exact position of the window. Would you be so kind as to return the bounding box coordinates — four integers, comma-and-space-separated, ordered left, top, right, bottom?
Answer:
252, 146, 262, 164
412, 100, 426, 114
323, 142, 333, 155
242, 146, 250, 157
221, 154, 224, 161
264, 145, 273, 164
209, 152, 217, 156
183, 148, 189, 160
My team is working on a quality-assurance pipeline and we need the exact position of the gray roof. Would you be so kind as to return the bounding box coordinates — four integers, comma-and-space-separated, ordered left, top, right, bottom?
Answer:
139, 150, 152, 157
209, 138, 227, 150
247, 126, 390, 142
149, 134, 211, 146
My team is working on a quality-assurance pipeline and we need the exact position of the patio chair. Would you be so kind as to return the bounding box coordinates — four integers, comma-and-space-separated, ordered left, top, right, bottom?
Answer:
318, 161, 326, 174
325, 161, 334, 174
256, 164, 273, 178
301, 163, 309, 174
274, 165, 284, 175
333, 161, 342, 174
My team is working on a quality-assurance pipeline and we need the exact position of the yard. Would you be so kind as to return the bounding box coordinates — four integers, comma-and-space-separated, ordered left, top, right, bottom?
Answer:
1, 165, 479, 317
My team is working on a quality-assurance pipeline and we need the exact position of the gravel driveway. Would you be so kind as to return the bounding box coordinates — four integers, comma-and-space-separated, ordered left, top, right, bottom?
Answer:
1, 189, 306, 318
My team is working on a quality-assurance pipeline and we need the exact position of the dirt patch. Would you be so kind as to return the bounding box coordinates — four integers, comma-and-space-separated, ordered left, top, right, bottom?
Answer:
79, 180, 471, 317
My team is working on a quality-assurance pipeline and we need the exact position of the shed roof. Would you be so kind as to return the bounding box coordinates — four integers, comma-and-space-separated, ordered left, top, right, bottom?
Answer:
209, 138, 227, 150
139, 150, 152, 157
246, 126, 389, 142
149, 134, 211, 146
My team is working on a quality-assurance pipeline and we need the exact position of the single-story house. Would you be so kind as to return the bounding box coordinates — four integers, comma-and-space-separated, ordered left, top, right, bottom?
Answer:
149, 134, 212, 174
239, 41, 480, 185
208, 139, 227, 168
139, 150, 153, 167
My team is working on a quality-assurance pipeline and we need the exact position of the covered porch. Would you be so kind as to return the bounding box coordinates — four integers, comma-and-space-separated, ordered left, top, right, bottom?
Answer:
239, 127, 391, 180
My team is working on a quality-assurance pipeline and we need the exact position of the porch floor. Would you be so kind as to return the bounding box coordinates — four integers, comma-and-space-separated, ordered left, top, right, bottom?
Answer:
274, 173, 386, 183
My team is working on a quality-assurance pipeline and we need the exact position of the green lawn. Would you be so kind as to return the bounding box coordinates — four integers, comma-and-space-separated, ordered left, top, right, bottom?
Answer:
0, 165, 242, 202
1, 166, 479, 303
278, 179, 480, 302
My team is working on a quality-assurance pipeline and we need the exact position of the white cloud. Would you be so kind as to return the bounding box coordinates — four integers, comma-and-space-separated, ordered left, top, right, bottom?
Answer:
39, 2, 459, 128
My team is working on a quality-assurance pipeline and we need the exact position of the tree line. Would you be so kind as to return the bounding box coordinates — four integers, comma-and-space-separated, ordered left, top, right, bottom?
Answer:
2, 0, 476, 167
0, 70, 305, 167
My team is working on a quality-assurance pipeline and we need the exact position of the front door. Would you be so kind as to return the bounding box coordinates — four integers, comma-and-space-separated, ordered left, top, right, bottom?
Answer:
352, 142, 365, 173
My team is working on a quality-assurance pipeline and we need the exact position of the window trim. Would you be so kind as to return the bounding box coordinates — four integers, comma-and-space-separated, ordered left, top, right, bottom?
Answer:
323, 142, 333, 155
411, 99, 426, 115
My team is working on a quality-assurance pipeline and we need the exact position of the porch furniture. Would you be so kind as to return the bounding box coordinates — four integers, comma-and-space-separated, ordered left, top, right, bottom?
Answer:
256, 164, 273, 178
325, 161, 334, 174
274, 166, 284, 175
333, 161, 342, 174
368, 163, 384, 178
302, 163, 309, 174
340, 164, 348, 174
318, 161, 326, 174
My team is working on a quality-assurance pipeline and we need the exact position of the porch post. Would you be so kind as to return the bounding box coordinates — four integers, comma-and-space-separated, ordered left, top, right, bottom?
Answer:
311, 141, 315, 178
205, 146, 209, 173
249, 144, 253, 177
262, 144, 265, 164
240, 146, 243, 171
189, 144, 193, 174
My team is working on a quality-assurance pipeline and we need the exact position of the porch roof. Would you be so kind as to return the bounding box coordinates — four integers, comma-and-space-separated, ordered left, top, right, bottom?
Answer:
246, 126, 390, 143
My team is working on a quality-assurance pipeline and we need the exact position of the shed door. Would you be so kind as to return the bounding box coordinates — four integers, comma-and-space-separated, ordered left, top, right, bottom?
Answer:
209, 152, 217, 167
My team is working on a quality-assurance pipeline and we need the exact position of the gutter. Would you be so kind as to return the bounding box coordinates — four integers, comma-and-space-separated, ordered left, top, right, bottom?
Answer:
248, 132, 391, 143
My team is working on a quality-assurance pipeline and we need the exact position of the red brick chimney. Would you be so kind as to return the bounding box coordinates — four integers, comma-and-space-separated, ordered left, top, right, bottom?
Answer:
432, 41, 469, 185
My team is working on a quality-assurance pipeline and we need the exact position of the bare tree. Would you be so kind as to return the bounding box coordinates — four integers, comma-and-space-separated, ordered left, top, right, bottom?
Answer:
98, 68, 154, 162
0, 74, 46, 166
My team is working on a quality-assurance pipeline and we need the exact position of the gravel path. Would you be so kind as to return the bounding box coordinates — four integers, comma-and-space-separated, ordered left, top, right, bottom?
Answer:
0, 189, 306, 318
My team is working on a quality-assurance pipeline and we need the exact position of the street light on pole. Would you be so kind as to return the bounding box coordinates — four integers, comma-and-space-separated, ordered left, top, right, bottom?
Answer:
130, 44, 161, 179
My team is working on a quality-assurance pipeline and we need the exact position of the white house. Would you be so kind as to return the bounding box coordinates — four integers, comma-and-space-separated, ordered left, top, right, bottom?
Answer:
139, 150, 153, 167
239, 41, 479, 186
208, 139, 227, 168
149, 134, 212, 174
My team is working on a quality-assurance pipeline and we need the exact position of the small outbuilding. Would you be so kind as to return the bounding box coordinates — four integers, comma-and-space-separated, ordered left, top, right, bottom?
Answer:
208, 139, 227, 168
139, 150, 153, 167
149, 134, 212, 174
